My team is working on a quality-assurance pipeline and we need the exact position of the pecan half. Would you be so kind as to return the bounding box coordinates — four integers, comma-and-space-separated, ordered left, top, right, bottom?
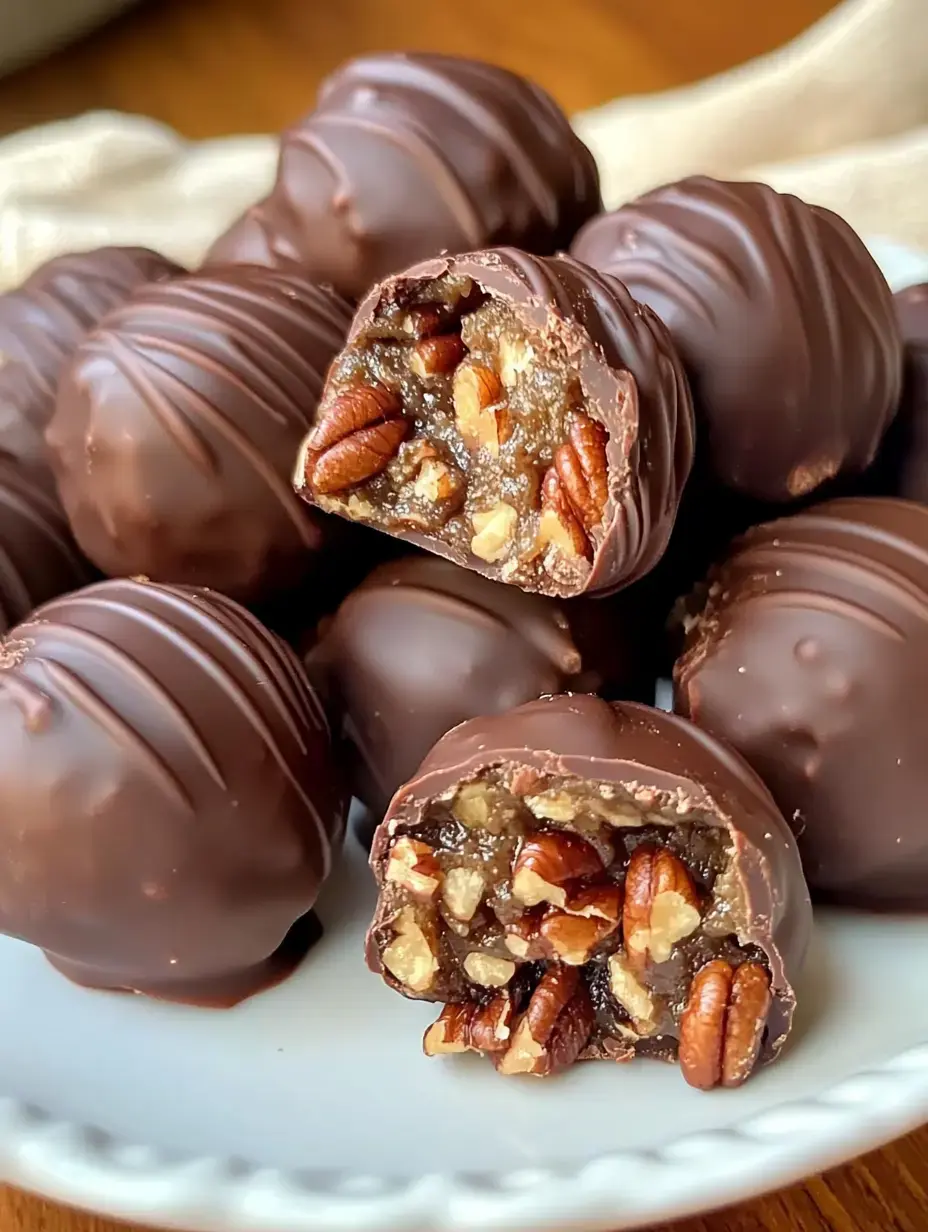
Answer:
495, 965, 595, 1076
539, 467, 591, 559
678, 959, 772, 1090
554, 412, 609, 532
536, 884, 622, 965
511, 832, 605, 908
410, 334, 467, 378
423, 993, 514, 1056
454, 363, 510, 456
623, 844, 702, 965
305, 383, 408, 494
539, 908, 618, 966
385, 837, 442, 900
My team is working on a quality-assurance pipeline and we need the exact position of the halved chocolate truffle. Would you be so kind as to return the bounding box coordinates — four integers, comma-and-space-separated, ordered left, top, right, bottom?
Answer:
295, 249, 694, 598
308, 555, 655, 815
0, 579, 346, 1005
675, 496, 928, 909
0, 458, 95, 634
366, 695, 809, 1089
0, 246, 181, 471
46, 265, 354, 604
207, 53, 602, 301
572, 177, 902, 503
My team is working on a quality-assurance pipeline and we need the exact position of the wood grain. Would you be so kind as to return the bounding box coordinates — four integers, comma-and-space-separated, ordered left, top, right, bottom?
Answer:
0, 0, 924, 1229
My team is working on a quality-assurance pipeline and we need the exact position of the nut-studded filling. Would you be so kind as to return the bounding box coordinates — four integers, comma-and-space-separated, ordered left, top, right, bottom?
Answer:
299, 275, 612, 593
370, 770, 774, 1089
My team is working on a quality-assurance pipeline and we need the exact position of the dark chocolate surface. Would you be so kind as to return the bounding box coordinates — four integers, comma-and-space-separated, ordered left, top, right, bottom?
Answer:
46, 264, 354, 604
0, 578, 346, 1004
368, 694, 810, 1080
0, 458, 96, 634
571, 177, 902, 503
868, 284, 928, 503
296, 248, 695, 598
675, 496, 928, 909
308, 555, 654, 815
0, 247, 181, 471
207, 53, 602, 301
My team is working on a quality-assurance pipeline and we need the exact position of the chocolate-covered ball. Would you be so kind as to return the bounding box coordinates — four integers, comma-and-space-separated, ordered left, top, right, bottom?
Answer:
0, 247, 181, 470
0, 458, 96, 633
308, 555, 654, 814
0, 579, 346, 1005
572, 177, 902, 503
367, 695, 810, 1089
207, 53, 602, 301
295, 248, 695, 599
46, 265, 354, 604
675, 496, 928, 909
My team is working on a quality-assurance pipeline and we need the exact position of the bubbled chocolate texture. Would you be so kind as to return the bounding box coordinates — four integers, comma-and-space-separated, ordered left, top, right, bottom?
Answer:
207, 53, 602, 300
46, 265, 354, 604
0, 458, 95, 633
0, 579, 346, 1005
675, 497, 928, 909
0, 247, 181, 471
308, 555, 651, 815
572, 177, 902, 503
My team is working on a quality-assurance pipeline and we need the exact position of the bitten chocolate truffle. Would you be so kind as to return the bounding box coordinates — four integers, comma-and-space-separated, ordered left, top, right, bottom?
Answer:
46, 265, 354, 604
675, 496, 928, 910
366, 695, 809, 1089
0, 247, 181, 470
207, 53, 602, 301
0, 578, 346, 1005
571, 177, 902, 503
295, 249, 695, 598
0, 459, 95, 633
308, 555, 654, 815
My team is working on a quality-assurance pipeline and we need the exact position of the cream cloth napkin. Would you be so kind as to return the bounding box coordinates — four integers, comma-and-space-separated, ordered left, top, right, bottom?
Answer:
0, 0, 925, 291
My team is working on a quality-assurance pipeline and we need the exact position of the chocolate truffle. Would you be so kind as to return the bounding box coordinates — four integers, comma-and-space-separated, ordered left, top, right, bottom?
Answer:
0, 578, 346, 1005
308, 555, 654, 815
46, 265, 354, 604
207, 53, 602, 301
675, 496, 928, 910
366, 695, 809, 1088
868, 284, 928, 503
0, 458, 95, 633
571, 177, 902, 503
295, 248, 695, 598
0, 247, 181, 471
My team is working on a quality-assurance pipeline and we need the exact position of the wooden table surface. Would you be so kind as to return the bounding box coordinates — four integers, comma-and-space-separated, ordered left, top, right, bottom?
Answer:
0, 1, 924, 1230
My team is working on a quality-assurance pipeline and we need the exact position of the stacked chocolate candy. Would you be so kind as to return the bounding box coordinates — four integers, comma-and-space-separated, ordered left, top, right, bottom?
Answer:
0, 50, 919, 1094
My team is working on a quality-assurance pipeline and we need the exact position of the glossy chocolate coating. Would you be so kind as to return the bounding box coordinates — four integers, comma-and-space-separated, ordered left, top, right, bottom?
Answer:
0, 578, 346, 1005
296, 248, 695, 598
675, 496, 928, 909
869, 284, 928, 503
308, 555, 654, 815
207, 53, 602, 301
0, 458, 96, 633
369, 694, 810, 1066
572, 177, 902, 503
46, 265, 354, 604
0, 247, 181, 471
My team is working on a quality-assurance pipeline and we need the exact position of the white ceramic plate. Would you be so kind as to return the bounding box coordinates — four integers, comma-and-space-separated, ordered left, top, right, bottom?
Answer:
1, 239, 928, 1232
